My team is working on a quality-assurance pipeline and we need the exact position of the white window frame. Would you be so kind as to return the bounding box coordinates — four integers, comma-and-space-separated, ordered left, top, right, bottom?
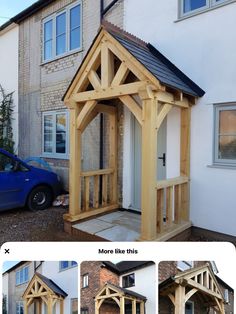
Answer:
224, 289, 229, 303
16, 301, 24, 314
42, 110, 69, 159
42, 1, 82, 62
177, 261, 194, 271
214, 104, 236, 166
59, 261, 77, 271
82, 274, 89, 288
16, 266, 29, 286
179, 0, 235, 18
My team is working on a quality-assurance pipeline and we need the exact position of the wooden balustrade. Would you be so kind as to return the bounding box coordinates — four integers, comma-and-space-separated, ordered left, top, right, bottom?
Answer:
156, 176, 189, 234
80, 168, 117, 213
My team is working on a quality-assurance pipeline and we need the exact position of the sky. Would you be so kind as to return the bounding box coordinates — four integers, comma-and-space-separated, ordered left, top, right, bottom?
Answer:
0, 0, 37, 26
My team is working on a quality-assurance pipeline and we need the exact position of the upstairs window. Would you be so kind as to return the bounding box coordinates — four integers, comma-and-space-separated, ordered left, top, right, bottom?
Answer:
177, 261, 194, 271
43, 1, 82, 61
122, 273, 135, 288
60, 261, 77, 271
214, 104, 236, 165
16, 266, 29, 285
180, 0, 233, 17
82, 274, 89, 288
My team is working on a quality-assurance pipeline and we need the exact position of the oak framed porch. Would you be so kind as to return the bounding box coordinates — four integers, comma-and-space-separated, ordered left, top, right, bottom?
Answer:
63, 23, 204, 241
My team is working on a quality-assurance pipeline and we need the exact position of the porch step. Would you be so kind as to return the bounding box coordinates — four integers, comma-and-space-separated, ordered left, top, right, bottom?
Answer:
72, 211, 141, 241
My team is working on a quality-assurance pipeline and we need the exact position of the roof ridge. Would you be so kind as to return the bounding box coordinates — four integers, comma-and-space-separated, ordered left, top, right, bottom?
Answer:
101, 20, 148, 48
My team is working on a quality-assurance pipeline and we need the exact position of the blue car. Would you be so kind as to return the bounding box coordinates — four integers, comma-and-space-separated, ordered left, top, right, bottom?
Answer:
0, 148, 61, 211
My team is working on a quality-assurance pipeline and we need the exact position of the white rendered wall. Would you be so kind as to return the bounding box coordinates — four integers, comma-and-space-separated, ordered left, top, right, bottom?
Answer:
119, 265, 156, 313
0, 24, 19, 151
41, 262, 78, 314
124, 0, 236, 236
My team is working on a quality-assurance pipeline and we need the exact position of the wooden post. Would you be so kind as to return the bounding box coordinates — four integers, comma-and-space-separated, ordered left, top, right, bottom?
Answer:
140, 302, 145, 314
120, 297, 125, 314
24, 302, 28, 314
180, 107, 190, 221
48, 296, 53, 314
68, 104, 82, 218
140, 95, 158, 240
60, 299, 64, 314
95, 299, 99, 314
174, 285, 185, 314
132, 300, 136, 314
109, 111, 118, 204
36, 300, 42, 314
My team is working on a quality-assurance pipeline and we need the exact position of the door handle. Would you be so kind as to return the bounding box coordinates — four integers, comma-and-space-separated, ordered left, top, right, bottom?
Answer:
158, 153, 166, 166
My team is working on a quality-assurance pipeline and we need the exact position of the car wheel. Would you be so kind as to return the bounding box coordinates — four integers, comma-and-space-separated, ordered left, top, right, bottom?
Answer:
27, 186, 53, 211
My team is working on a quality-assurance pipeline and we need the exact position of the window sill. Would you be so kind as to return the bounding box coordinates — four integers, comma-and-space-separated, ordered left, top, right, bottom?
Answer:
175, 0, 236, 23
207, 164, 236, 170
42, 154, 69, 160
41, 47, 83, 66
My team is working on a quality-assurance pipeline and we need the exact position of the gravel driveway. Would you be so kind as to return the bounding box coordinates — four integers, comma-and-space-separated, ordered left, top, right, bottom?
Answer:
0, 206, 84, 245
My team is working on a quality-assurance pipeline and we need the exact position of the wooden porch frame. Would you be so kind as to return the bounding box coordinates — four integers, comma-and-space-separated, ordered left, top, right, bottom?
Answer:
22, 274, 65, 314
95, 283, 146, 314
63, 28, 196, 241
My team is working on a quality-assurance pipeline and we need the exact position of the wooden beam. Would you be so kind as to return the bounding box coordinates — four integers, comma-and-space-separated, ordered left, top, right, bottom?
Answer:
101, 41, 114, 88
168, 293, 175, 305
140, 97, 158, 240
68, 105, 82, 217
60, 299, 64, 314
111, 62, 129, 86
156, 176, 189, 189
185, 288, 197, 302
96, 104, 116, 115
140, 302, 145, 314
88, 70, 101, 90
80, 107, 99, 133
120, 297, 125, 314
77, 100, 97, 130
109, 111, 118, 203
174, 285, 185, 314
24, 302, 28, 314
119, 95, 143, 126
156, 91, 189, 108
156, 103, 172, 129
132, 300, 136, 314
72, 81, 148, 102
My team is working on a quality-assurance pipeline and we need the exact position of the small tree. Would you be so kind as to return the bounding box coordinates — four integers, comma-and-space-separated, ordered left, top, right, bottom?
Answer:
2, 294, 7, 314
0, 85, 15, 153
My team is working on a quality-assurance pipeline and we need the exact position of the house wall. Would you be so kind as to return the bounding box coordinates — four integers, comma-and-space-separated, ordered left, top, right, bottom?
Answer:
0, 24, 19, 151
119, 264, 156, 314
18, 0, 124, 190
80, 261, 120, 313
2, 273, 9, 313
8, 262, 35, 314
123, 0, 236, 236
41, 261, 78, 314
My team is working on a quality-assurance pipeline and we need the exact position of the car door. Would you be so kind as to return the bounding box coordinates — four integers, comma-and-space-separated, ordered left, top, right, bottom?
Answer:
0, 151, 30, 211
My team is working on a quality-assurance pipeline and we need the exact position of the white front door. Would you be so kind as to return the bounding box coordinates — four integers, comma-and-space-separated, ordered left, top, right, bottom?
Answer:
131, 115, 167, 211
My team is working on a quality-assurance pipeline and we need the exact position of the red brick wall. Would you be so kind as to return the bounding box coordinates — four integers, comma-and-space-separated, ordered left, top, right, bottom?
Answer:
80, 262, 120, 314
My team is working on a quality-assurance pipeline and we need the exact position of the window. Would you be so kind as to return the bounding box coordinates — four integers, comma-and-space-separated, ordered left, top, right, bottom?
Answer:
43, 2, 82, 61
43, 111, 69, 159
16, 301, 24, 314
71, 299, 78, 314
224, 289, 229, 303
122, 273, 135, 288
177, 261, 194, 271
180, 0, 233, 17
16, 266, 29, 285
214, 105, 236, 165
82, 274, 89, 288
81, 308, 88, 314
185, 301, 194, 314
60, 261, 77, 270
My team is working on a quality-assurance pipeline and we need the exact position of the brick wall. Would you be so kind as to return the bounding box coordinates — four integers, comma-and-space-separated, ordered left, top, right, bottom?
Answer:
18, 0, 125, 189
80, 262, 119, 314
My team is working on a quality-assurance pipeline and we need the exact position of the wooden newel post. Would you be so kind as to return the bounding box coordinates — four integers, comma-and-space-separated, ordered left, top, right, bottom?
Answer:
174, 285, 185, 314
24, 301, 28, 314
68, 104, 82, 218
140, 91, 158, 240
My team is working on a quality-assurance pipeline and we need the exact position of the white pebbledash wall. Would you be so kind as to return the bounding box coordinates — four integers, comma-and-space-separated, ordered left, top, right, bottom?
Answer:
42, 262, 78, 314
119, 264, 156, 313
0, 23, 19, 151
123, 0, 236, 236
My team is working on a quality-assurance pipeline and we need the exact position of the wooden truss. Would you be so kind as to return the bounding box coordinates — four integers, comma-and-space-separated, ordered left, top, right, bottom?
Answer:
22, 273, 65, 314
63, 26, 196, 241
95, 283, 145, 314
160, 264, 225, 314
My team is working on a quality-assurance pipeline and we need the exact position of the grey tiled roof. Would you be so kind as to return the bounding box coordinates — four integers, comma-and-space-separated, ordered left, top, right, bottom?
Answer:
36, 273, 68, 297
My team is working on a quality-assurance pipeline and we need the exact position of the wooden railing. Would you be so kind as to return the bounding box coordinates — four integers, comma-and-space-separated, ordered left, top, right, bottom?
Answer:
80, 168, 117, 213
156, 176, 189, 233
